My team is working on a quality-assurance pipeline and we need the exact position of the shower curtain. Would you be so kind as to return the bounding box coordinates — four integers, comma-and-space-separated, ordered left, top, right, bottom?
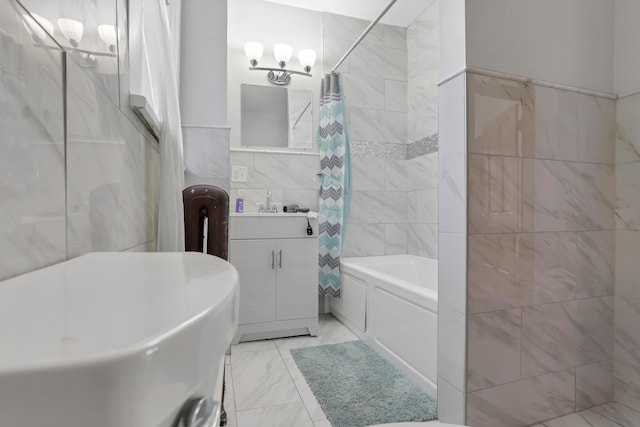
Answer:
318, 72, 351, 297
134, 0, 186, 251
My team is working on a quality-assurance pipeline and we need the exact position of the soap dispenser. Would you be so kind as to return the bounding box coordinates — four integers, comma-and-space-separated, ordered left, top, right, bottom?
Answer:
235, 190, 244, 213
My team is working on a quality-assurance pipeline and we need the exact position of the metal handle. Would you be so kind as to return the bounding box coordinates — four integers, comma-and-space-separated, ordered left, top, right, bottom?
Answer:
279, 250, 282, 268
271, 250, 275, 269
177, 397, 220, 427
313, 171, 331, 186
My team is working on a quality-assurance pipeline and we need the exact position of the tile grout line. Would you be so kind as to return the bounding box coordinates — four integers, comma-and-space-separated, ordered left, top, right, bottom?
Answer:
593, 401, 637, 427
275, 340, 323, 426
613, 400, 640, 417
469, 293, 615, 316
465, 151, 616, 166
469, 229, 618, 236
227, 355, 240, 427
231, 342, 311, 422
467, 364, 601, 395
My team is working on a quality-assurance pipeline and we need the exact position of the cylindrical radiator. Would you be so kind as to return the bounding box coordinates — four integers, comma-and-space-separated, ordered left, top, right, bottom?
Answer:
183, 185, 229, 260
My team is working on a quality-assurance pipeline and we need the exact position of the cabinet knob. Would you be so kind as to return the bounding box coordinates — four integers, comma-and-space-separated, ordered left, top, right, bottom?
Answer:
271, 250, 275, 269
279, 250, 283, 268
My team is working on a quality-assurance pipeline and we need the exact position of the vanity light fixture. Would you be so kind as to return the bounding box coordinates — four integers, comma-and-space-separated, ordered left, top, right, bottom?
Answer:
57, 18, 99, 67
98, 24, 119, 53
244, 42, 316, 85
57, 18, 84, 47
49, 17, 120, 68
22, 14, 54, 42
22, 14, 118, 70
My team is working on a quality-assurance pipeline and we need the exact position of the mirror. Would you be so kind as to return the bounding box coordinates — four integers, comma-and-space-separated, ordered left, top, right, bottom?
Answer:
241, 84, 313, 150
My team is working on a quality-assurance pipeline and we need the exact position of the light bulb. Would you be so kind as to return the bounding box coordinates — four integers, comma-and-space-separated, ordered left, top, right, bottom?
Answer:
244, 42, 263, 67
22, 14, 53, 42
298, 49, 316, 73
273, 43, 292, 68
57, 18, 83, 47
98, 24, 118, 53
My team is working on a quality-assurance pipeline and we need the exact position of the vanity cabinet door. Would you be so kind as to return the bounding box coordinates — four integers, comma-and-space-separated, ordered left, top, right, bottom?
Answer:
229, 239, 277, 324
275, 238, 318, 320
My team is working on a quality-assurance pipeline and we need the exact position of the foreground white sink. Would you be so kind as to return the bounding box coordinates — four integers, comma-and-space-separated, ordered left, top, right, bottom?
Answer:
0, 252, 239, 427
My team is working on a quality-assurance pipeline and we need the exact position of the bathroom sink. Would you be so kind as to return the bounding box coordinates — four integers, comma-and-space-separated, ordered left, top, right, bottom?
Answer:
230, 212, 313, 217
0, 252, 239, 427
230, 211, 318, 239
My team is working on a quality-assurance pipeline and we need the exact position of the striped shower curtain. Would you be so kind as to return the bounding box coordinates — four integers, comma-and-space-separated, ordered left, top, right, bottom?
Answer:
318, 72, 351, 297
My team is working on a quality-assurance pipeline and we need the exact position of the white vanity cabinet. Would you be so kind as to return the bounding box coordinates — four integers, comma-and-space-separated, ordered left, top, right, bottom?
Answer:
229, 213, 319, 343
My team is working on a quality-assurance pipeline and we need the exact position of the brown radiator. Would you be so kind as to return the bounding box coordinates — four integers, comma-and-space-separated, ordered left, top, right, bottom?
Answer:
182, 185, 231, 426
182, 185, 229, 260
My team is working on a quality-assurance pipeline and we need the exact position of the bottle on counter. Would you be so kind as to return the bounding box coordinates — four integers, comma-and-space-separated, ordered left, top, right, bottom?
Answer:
235, 191, 244, 213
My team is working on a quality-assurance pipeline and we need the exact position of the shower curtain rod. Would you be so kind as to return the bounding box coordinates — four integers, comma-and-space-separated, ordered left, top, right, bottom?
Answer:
330, 0, 399, 72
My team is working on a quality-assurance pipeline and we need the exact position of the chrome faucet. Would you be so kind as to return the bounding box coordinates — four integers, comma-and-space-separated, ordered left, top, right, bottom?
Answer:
266, 188, 272, 212
257, 189, 278, 213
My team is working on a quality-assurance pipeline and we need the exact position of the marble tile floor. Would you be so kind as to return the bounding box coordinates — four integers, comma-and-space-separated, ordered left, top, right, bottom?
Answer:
223, 314, 640, 427
530, 401, 640, 427
223, 314, 445, 427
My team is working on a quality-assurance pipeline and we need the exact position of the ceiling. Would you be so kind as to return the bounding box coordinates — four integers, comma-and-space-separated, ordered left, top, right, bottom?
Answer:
263, 0, 432, 28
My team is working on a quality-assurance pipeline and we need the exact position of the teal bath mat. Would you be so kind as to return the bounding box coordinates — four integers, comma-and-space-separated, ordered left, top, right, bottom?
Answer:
290, 340, 437, 427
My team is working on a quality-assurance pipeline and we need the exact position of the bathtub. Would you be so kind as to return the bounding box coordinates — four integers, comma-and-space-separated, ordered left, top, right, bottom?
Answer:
330, 255, 438, 396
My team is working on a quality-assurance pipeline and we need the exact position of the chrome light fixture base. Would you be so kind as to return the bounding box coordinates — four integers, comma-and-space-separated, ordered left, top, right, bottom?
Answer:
268, 70, 291, 85
244, 43, 316, 86
249, 67, 312, 86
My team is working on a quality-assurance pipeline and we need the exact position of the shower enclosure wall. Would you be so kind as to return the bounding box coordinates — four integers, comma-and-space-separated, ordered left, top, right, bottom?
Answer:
0, 0, 161, 283
438, 0, 640, 425
613, 63, 640, 414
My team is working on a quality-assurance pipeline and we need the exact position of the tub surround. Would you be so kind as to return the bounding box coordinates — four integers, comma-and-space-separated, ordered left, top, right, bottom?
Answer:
405, 1, 440, 258
323, 12, 409, 258
407, 0, 439, 143
324, 3, 440, 259
407, 146, 439, 259
408, 134, 439, 159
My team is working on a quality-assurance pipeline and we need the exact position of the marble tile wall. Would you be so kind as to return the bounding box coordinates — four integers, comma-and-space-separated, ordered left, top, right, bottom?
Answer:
465, 72, 616, 427
322, 12, 411, 258
66, 59, 159, 257
0, 0, 66, 280
0, 0, 160, 281
344, 157, 408, 256
184, 126, 230, 192
322, 10, 440, 259
407, 152, 438, 258
614, 91, 640, 411
407, 0, 439, 142
20, 0, 121, 108
229, 151, 320, 213
405, 1, 439, 260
